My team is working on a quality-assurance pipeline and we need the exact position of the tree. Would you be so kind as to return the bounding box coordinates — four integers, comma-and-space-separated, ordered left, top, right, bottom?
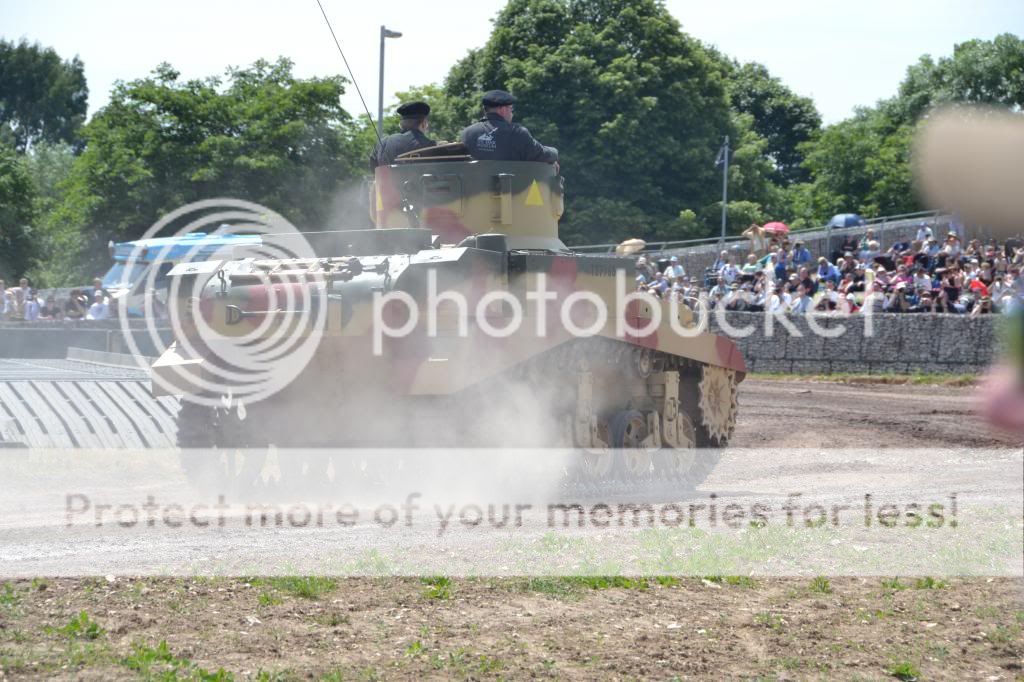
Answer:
440, 0, 734, 244
0, 143, 38, 280
0, 39, 88, 152
45, 59, 363, 283
726, 62, 822, 184
889, 33, 1024, 126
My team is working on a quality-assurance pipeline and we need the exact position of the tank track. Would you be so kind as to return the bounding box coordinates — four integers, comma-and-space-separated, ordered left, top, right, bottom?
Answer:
173, 337, 739, 499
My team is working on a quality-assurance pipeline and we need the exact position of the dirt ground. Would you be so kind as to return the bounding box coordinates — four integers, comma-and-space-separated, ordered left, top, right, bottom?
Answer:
1, 377, 1021, 680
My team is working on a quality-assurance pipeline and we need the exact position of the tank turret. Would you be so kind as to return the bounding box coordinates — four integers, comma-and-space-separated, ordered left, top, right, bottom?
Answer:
370, 143, 566, 252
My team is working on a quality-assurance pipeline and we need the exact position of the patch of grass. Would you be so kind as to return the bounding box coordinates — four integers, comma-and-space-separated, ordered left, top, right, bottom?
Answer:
572, 576, 648, 590
405, 640, 425, 657
754, 612, 785, 630
1016, 610, 1024, 624
774, 656, 802, 670
421, 576, 452, 600
913, 577, 947, 590
888, 660, 921, 681
0, 582, 19, 607
258, 591, 283, 607
985, 624, 1021, 645
654, 576, 682, 587
261, 577, 338, 600
751, 371, 978, 387
121, 640, 232, 680
808, 576, 832, 594
723, 575, 757, 587
48, 611, 104, 641
926, 643, 949, 659
476, 654, 505, 674
881, 577, 906, 590
320, 671, 345, 682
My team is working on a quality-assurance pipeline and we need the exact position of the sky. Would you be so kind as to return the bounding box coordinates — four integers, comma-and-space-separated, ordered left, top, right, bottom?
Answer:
2, 0, 1021, 125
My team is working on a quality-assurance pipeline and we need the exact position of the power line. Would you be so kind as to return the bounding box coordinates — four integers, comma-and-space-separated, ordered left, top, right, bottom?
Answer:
313, 0, 382, 144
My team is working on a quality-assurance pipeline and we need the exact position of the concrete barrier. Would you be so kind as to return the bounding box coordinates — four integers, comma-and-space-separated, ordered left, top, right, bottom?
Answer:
0, 321, 172, 359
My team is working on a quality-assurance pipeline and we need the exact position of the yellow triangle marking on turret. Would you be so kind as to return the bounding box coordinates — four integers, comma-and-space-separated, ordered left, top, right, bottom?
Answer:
525, 179, 544, 207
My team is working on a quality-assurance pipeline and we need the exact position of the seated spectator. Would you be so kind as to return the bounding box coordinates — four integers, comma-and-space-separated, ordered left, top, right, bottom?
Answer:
65, 290, 88, 320
788, 284, 812, 313
858, 228, 876, 251
23, 289, 40, 321
943, 233, 962, 258
86, 291, 110, 320
971, 295, 994, 317
1, 290, 14, 320
38, 295, 63, 320
666, 255, 685, 280
708, 275, 728, 299
816, 257, 840, 286
840, 292, 860, 314
791, 240, 813, 268
720, 258, 740, 284
916, 222, 933, 242
767, 284, 790, 313
711, 250, 729, 272
797, 266, 817, 296
741, 253, 760, 277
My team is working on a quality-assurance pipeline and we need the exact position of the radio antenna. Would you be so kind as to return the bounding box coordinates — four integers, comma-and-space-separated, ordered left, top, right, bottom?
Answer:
314, 0, 383, 144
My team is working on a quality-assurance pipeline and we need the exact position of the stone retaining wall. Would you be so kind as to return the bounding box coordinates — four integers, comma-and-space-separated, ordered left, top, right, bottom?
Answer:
709, 311, 1000, 375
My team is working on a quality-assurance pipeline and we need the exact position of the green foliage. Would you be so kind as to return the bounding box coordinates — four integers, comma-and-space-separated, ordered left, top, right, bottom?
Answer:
421, 575, 453, 600
0, 582, 19, 607
808, 575, 832, 594
726, 61, 822, 184
46, 58, 363, 284
0, 39, 88, 152
121, 640, 232, 680
888, 660, 921, 681
881, 577, 907, 590
441, 0, 734, 242
48, 611, 104, 640
913, 576, 947, 590
0, 143, 38, 280
260, 576, 338, 600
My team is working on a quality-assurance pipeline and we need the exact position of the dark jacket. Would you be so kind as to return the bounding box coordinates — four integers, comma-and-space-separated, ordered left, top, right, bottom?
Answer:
460, 112, 558, 163
369, 128, 436, 171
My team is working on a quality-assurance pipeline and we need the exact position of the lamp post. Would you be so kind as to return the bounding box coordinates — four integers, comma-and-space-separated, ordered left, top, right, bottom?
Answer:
715, 136, 730, 248
377, 25, 402, 137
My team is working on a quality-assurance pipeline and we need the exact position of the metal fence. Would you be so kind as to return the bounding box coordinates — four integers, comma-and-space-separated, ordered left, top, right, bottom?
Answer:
569, 210, 944, 255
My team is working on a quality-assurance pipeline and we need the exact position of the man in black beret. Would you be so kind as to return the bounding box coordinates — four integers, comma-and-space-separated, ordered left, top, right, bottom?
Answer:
368, 101, 436, 171
460, 90, 558, 165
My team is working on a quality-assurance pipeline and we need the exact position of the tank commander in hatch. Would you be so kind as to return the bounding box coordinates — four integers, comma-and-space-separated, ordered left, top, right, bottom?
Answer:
368, 100, 436, 171
461, 90, 559, 165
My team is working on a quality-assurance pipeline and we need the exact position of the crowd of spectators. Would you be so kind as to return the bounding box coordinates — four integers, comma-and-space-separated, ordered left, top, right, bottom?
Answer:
0, 277, 112, 322
635, 223, 1024, 317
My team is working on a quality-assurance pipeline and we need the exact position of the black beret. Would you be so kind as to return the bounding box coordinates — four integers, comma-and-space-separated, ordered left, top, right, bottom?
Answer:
481, 90, 517, 107
396, 101, 430, 117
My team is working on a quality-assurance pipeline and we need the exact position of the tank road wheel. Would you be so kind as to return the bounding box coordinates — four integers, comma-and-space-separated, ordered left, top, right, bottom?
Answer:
654, 410, 697, 481
609, 410, 654, 481
176, 401, 267, 498
695, 366, 739, 447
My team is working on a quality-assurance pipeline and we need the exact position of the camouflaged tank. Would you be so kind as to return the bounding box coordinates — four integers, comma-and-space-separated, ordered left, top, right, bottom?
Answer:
157, 143, 745, 488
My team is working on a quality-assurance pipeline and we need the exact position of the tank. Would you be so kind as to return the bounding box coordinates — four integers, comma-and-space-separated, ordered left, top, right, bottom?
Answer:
154, 143, 745, 489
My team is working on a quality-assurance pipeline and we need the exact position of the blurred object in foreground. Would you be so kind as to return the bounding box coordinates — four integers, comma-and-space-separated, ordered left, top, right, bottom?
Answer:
915, 106, 1024, 236
615, 238, 647, 256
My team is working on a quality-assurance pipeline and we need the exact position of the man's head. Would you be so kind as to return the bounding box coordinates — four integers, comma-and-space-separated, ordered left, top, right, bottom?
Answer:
397, 101, 431, 132
92, 277, 101, 289
481, 90, 517, 122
